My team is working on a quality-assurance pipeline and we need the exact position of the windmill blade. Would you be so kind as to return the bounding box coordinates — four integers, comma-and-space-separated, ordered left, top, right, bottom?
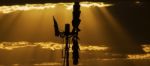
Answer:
53, 16, 60, 37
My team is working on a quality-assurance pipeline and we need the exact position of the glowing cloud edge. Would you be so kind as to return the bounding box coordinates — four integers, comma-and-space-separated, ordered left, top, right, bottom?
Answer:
0, 2, 113, 14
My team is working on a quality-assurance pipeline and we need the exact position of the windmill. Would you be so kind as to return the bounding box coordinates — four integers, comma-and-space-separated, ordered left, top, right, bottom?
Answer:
53, 1, 81, 66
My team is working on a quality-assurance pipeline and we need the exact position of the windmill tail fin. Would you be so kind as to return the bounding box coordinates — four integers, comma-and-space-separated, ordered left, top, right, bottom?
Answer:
53, 16, 60, 37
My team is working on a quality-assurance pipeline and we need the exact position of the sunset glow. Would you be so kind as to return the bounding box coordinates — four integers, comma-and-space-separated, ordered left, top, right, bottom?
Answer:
0, 2, 113, 13
0, 1, 149, 66
0, 42, 108, 51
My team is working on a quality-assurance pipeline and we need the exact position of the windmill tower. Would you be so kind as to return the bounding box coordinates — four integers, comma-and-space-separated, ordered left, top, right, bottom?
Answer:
53, 1, 81, 66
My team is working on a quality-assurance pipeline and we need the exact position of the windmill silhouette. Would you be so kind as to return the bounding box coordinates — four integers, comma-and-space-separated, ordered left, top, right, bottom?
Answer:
53, 2, 81, 66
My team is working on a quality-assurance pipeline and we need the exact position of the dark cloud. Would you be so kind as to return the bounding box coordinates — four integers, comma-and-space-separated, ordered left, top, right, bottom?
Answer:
0, 0, 149, 5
